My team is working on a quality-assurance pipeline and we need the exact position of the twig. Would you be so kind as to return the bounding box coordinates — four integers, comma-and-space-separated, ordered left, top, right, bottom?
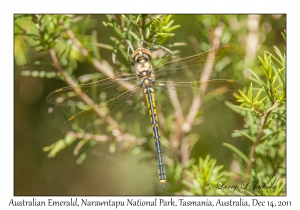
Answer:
245, 110, 271, 180
66, 29, 88, 57
166, 81, 184, 153
182, 24, 223, 134
68, 131, 109, 142
67, 28, 137, 91
180, 24, 223, 164
245, 79, 275, 180
244, 15, 260, 79
48, 48, 139, 144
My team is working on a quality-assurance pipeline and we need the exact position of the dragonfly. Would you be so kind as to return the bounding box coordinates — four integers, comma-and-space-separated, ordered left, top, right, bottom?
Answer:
47, 43, 244, 190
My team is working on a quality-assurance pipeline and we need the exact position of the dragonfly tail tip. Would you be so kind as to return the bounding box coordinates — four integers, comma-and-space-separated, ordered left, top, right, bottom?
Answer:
160, 182, 166, 190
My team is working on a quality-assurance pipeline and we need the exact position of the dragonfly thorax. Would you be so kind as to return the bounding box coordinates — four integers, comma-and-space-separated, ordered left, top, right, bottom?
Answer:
132, 48, 155, 88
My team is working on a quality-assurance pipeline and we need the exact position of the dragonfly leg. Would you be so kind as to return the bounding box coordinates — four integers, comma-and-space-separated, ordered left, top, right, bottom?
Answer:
126, 40, 134, 64
150, 35, 155, 52
141, 36, 155, 52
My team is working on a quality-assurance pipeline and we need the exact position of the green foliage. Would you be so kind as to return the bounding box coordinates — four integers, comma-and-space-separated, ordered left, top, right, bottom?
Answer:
245, 175, 286, 196
225, 34, 286, 195
101, 14, 180, 64
15, 14, 286, 195
180, 155, 232, 195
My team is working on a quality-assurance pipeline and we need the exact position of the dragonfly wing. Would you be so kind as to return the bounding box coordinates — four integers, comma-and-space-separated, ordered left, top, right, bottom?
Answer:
46, 74, 138, 106
154, 80, 244, 115
61, 85, 146, 135
154, 44, 244, 82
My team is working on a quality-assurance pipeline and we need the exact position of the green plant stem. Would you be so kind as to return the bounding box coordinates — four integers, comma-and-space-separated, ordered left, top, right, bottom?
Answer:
245, 110, 271, 180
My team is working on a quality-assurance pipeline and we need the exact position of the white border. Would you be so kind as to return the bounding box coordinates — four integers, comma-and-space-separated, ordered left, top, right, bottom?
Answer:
2, 0, 298, 209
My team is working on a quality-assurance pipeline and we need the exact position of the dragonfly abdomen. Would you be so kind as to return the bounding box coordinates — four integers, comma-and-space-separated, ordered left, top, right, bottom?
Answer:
144, 87, 166, 190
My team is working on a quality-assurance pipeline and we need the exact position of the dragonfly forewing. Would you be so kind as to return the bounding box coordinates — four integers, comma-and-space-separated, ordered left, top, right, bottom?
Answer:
46, 74, 139, 106
154, 44, 245, 82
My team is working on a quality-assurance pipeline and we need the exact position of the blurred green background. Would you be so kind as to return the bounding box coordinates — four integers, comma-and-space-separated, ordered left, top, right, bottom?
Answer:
14, 14, 286, 195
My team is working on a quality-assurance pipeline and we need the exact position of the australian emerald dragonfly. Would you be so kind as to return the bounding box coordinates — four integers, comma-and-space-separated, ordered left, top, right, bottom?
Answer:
47, 42, 244, 190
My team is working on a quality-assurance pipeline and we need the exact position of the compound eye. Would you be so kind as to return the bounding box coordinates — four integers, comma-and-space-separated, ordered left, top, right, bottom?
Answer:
134, 54, 139, 63
144, 53, 150, 61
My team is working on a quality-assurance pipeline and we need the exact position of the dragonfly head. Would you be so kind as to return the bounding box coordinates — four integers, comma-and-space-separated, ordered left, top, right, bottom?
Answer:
131, 48, 152, 64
